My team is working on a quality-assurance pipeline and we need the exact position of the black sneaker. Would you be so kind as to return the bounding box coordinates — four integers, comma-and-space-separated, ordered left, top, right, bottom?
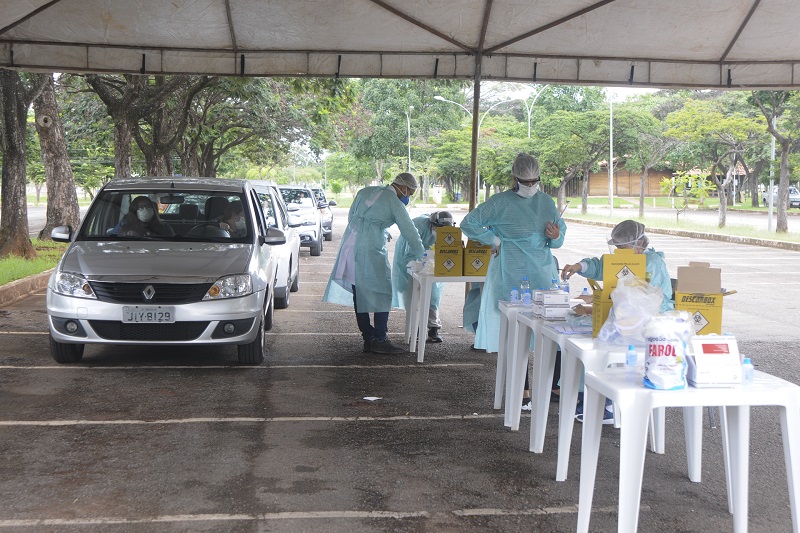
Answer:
426, 327, 442, 343
363, 339, 373, 353
371, 339, 406, 354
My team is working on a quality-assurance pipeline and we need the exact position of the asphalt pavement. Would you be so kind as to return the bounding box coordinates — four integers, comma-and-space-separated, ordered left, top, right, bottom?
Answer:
1, 208, 800, 532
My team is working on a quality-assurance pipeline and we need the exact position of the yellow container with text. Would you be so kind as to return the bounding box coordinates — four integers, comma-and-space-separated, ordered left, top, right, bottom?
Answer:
463, 239, 491, 276
434, 226, 464, 276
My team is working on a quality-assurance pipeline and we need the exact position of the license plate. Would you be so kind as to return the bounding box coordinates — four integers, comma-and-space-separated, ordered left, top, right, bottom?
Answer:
122, 306, 175, 323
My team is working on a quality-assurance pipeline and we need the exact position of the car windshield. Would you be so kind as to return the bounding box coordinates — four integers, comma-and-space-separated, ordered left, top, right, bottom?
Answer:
79, 189, 252, 242
280, 188, 315, 208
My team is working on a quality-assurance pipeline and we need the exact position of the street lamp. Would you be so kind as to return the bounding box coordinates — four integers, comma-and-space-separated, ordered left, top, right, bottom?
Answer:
434, 95, 518, 131
519, 84, 549, 139
404, 105, 414, 172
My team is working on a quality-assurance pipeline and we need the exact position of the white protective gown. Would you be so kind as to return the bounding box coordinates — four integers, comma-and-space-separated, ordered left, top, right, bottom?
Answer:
460, 189, 567, 353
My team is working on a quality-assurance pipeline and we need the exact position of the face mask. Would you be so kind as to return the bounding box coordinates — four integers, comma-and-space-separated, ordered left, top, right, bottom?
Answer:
137, 207, 154, 222
400, 195, 410, 205
515, 182, 539, 198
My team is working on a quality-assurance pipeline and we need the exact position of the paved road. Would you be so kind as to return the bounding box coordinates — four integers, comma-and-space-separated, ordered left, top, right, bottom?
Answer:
1, 209, 799, 532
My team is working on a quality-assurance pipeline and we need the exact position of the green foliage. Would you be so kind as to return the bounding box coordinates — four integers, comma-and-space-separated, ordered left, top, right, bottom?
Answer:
660, 170, 715, 221
0, 240, 68, 285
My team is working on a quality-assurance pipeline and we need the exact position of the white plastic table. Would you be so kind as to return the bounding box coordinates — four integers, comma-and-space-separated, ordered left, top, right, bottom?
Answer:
577, 368, 800, 533
557, 336, 668, 482
405, 271, 484, 363
496, 301, 530, 418
504, 310, 543, 430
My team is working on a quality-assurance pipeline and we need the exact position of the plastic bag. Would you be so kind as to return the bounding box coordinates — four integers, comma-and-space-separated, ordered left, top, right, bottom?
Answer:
597, 275, 663, 344
566, 309, 593, 328
643, 311, 692, 390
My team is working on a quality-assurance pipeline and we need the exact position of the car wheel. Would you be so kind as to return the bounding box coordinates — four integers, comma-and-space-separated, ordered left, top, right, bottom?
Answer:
49, 335, 84, 363
290, 265, 300, 292
275, 273, 291, 309
324, 231, 332, 241
237, 317, 265, 365
310, 238, 322, 256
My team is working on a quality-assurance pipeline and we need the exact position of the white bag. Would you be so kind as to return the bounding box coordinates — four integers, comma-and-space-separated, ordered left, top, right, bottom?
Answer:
597, 275, 663, 344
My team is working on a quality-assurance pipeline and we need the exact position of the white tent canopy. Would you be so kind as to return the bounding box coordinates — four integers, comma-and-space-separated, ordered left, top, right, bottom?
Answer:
2, 0, 800, 89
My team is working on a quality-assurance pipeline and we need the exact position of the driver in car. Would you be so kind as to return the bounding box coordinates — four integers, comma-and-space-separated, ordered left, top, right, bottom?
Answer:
111, 196, 174, 237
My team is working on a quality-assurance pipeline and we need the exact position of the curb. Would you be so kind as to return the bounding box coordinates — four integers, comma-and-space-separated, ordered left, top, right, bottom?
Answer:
563, 218, 800, 252
0, 270, 52, 308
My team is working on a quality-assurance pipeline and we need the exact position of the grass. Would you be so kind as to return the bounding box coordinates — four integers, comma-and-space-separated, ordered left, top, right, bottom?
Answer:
0, 240, 68, 285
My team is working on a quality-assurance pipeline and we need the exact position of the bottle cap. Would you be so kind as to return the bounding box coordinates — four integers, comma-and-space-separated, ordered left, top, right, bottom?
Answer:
743, 357, 751, 364
628, 344, 635, 350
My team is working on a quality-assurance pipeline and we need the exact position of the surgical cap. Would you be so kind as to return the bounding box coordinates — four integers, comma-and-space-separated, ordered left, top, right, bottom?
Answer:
610, 220, 649, 249
511, 153, 540, 182
392, 172, 418, 190
429, 211, 454, 227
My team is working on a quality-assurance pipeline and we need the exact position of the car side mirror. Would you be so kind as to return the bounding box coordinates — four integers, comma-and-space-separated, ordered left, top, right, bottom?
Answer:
51, 225, 73, 242
263, 227, 286, 246
328, 200, 337, 207
317, 201, 328, 209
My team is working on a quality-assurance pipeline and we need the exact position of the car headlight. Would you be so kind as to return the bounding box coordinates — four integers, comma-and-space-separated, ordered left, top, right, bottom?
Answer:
204, 274, 253, 300
53, 272, 97, 299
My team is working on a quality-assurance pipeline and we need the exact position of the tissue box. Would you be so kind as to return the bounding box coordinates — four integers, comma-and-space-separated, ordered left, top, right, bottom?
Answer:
532, 303, 570, 320
533, 289, 570, 305
687, 334, 742, 387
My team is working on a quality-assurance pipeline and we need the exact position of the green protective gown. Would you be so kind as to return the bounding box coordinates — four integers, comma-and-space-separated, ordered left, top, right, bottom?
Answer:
460, 189, 567, 353
577, 248, 675, 313
323, 185, 425, 312
391, 215, 443, 310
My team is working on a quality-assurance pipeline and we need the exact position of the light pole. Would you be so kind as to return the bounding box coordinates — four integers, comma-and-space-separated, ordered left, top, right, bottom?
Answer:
404, 105, 414, 172
434, 95, 518, 131
520, 84, 549, 139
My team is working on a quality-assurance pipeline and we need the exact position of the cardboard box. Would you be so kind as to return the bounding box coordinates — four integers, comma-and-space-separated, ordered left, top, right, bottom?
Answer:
533, 289, 570, 306
675, 262, 723, 335
602, 248, 646, 290
463, 239, 491, 276
434, 227, 464, 276
687, 334, 742, 387
591, 289, 612, 337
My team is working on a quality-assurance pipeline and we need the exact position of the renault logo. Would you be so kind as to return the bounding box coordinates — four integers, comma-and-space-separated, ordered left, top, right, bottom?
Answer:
143, 285, 156, 300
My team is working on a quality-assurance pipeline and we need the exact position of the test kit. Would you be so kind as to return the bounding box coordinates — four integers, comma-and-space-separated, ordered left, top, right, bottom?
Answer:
686, 334, 742, 387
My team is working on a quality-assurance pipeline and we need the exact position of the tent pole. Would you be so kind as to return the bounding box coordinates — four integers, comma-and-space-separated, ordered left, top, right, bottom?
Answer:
469, 55, 482, 211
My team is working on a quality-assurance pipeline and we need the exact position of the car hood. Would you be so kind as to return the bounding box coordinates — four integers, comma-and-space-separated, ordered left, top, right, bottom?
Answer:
59, 241, 253, 282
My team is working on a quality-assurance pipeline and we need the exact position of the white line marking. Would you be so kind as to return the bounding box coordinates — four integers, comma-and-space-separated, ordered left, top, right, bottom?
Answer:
0, 363, 483, 370
0, 332, 47, 335
0, 414, 505, 427
0, 505, 626, 527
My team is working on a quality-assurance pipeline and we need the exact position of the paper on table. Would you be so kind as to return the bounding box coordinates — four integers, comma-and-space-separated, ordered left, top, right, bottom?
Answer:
549, 324, 593, 334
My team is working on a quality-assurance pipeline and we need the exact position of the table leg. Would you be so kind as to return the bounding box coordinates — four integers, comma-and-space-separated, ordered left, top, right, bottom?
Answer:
724, 405, 750, 533
576, 386, 606, 533
416, 279, 434, 363
408, 277, 421, 350
495, 309, 510, 410
720, 408, 733, 514
507, 321, 530, 430
649, 406, 666, 454
683, 406, 703, 482
616, 395, 652, 533
530, 335, 557, 453
779, 398, 800, 533
556, 349, 582, 481
404, 274, 414, 344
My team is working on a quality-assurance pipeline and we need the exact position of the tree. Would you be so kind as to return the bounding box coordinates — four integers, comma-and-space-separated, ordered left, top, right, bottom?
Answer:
0, 70, 47, 258
33, 74, 81, 238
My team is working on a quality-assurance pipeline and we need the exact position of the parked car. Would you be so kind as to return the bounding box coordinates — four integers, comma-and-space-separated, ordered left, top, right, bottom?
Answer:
762, 185, 800, 208
251, 181, 301, 309
278, 185, 323, 256
46, 178, 285, 365
312, 187, 337, 241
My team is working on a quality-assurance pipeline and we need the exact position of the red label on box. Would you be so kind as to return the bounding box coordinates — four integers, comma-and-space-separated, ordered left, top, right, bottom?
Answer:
700, 343, 730, 354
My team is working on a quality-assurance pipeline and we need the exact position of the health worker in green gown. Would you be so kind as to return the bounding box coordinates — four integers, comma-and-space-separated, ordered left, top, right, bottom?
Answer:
323, 173, 425, 354
391, 211, 454, 343
460, 153, 566, 353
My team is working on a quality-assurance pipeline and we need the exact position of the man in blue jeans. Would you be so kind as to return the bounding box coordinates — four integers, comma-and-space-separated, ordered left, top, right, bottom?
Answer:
323, 173, 425, 354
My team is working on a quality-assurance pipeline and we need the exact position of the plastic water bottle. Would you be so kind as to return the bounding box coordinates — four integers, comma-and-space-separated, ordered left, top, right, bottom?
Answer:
742, 357, 754, 385
550, 277, 560, 290
626, 344, 637, 368
522, 289, 532, 305
520, 276, 530, 293
510, 287, 520, 302
422, 251, 428, 267
561, 277, 570, 295
581, 287, 590, 297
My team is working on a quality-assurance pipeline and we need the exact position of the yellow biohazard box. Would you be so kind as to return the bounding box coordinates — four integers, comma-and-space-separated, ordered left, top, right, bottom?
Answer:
602, 247, 646, 290
434, 226, 464, 276
463, 239, 491, 276
591, 288, 613, 338
675, 262, 724, 335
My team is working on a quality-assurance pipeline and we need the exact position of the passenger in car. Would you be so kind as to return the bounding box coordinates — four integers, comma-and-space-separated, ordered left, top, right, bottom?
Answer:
111, 196, 174, 237
217, 201, 246, 237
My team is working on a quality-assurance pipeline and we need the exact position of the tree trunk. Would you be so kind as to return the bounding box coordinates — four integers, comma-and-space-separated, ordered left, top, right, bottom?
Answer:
0, 71, 41, 259
113, 119, 133, 180
33, 74, 81, 239
638, 167, 649, 219
776, 141, 790, 232
581, 168, 590, 215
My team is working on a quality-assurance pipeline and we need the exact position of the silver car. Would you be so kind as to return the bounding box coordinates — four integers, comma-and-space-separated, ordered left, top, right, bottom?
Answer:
278, 185, 324, 256
252, 181, 302, 308
46, 178, 285, 365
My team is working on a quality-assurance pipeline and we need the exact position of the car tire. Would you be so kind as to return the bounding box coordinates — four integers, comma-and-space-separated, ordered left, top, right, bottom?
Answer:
49, 335, 84, 363
290, 266, 300, 293
324, 231, 332, 241
310, 238, 322, 256
275, 274, 291, 309
237, 317, 265, 365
